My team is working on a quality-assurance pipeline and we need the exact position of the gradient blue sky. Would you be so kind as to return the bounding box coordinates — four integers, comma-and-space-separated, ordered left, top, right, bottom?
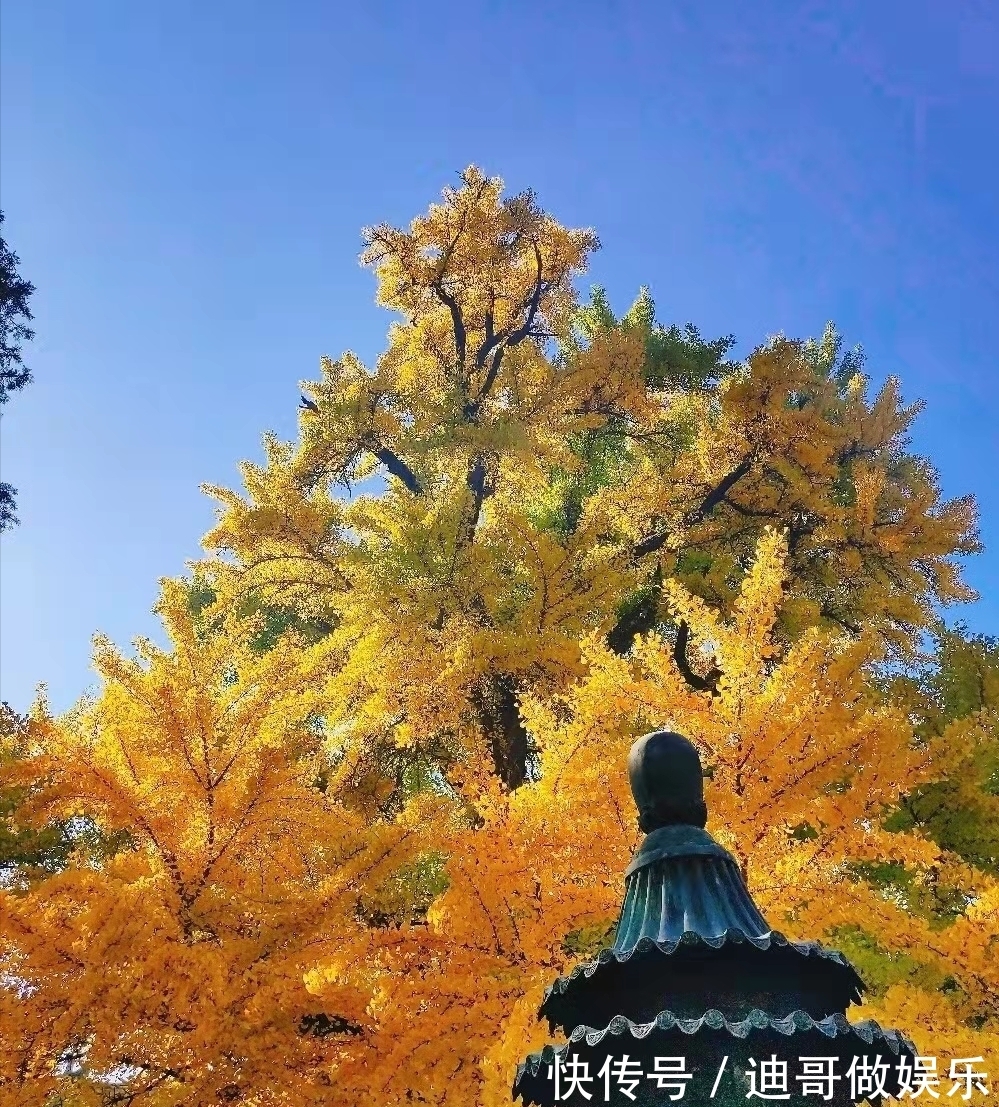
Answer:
2, 0, 998, 714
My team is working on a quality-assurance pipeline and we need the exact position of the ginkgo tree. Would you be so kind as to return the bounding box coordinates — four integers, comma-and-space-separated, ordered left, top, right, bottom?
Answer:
200, 167, 976, 790
1, 167, 993, 1106
0, 580, 457, 1104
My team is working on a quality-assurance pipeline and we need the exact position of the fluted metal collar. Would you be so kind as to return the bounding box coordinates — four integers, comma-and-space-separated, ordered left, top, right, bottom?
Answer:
624, 824, 734, 878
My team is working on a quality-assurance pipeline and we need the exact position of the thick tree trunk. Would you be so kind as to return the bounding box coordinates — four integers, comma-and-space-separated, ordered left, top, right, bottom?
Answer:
475, 672, 530, 790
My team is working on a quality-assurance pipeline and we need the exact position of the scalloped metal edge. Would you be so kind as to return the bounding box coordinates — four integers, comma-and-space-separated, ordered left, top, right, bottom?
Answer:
516, 1009, 915, 1081
542, 929, 858, 1006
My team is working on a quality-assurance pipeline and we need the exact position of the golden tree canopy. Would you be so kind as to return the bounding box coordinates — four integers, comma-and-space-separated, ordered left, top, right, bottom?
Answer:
1, 169, 992, 1106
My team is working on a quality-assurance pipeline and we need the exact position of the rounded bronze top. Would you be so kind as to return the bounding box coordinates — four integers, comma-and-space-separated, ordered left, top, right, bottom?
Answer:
628, 730, 708, 832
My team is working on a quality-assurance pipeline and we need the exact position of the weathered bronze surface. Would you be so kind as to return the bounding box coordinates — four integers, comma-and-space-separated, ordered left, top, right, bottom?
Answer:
513, 730, 917, 1106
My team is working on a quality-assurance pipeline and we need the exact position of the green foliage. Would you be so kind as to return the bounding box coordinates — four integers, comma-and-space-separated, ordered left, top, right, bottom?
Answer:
244, 602, 338, 654
0, 702, 131, 884
572, 285, 735, 391
0, 211, 34, 403
801, 321, 867, 395
846, 859, 971, 927
829, 924, 947, 999
0, 210, 36, 531
884, 624, 999, 875
359, 850, 450, 927
185, 575, 337, 653
531, 283, 737, 548
525, 429, 632, 542
562, 918, 617, 959
927, 625, 999, 730
0, 702, 70, 877
890, 775, 999, 876
606, 567, 664, 655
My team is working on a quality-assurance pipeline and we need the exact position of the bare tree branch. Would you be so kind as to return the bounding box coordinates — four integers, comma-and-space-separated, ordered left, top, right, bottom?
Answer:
818, 602, 861, 636
464, 243, 546, 423
473, 291, 500, 371
369, 442, 422, 495
504, 241, 545, 348
433, 281, 467, 370
458, 453, 494, 546
632, 453, 755, 558
673, 619, 722, 695
429, 188, 486, 373
722, 494, 771, 518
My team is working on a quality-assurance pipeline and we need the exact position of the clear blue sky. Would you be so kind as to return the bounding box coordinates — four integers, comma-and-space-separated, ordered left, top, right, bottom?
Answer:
2, 0, 998, 714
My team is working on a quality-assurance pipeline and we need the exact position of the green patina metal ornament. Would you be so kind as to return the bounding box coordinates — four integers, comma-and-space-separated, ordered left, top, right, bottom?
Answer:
513, 731, 919, 1106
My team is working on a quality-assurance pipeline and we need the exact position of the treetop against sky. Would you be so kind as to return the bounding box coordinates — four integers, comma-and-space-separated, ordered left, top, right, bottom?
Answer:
1, 0, 997, 713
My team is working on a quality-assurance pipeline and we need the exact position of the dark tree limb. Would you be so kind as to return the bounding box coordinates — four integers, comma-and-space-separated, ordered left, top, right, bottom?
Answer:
475, 672, 530, 790
722, 494, 770, 518
433, 281, 467, 370
458, 452, 495, 545
464, 242, 546, 423
468, 346, 506, 419
838, 440, 880, 464
787, 512, 817, 557
686, 454, 756, 526
819, 603, 861, 636
474, 293, 500, 371
632, 453, 755, 558
504, 241, 545, 348
370, 444, 422, 495
673, 619, 722, 696
429, 180, 489, 374
299, 1013, 364, 1038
